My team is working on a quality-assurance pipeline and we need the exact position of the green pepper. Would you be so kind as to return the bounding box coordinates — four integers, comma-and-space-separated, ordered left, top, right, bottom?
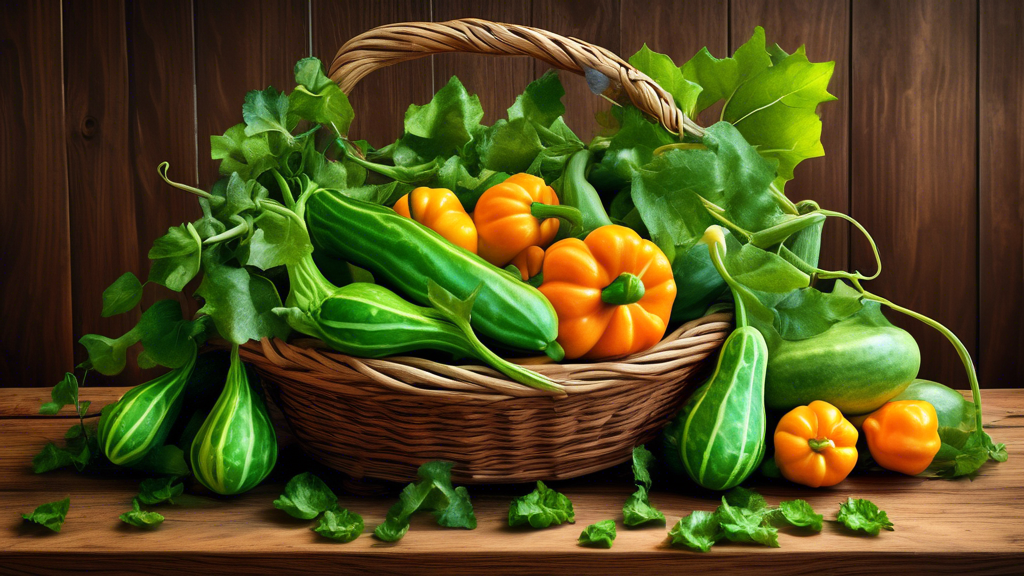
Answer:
304, 189, 562, 359
555, 150, 612, 237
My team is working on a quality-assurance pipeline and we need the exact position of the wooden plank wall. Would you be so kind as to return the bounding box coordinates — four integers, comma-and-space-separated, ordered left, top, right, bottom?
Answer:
0, 0, 1020, 389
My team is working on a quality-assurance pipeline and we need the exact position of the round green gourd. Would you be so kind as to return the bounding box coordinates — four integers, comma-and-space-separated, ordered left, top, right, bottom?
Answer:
98, 348, 197, 466
765, 302, 920, 415
190, 346, 277, 495
680, 325, 768, 491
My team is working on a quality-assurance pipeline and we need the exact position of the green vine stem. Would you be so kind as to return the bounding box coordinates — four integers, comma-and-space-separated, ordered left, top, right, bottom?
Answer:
701, 225, 748, 328
860, 291, 984, 436
157, 162, 224, 207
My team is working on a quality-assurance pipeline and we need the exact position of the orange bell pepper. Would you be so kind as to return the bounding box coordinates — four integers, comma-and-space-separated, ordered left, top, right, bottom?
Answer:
862, 400, 941, 476
473, 173, 570, 267
393, 187, 477, 254
537, 225, 676, 360
510, 245, 545, 284
774, 400, 859, 488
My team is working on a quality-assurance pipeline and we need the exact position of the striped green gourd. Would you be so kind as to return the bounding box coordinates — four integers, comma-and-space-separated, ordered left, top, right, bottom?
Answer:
679, 326, 768, 490
97, 347, 197, 465
190, 345, 277, 495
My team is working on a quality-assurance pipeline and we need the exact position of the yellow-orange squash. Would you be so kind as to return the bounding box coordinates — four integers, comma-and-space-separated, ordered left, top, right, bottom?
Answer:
473, 173, 561, 267
393, 187, 477, 254
538, 225, 676, 360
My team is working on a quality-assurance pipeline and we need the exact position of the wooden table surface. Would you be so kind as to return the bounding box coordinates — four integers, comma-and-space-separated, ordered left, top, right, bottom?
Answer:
1, 387, 1021, 574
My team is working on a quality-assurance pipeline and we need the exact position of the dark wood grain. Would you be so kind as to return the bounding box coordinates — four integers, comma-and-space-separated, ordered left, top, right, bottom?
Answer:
619, 0, 728, 128
731, 0, 850, 273
61, 0, 143, 387
311, 0, 433, 147
127, 0, 202, 319
850, 0, 977, 389
433, 1, 534, 126
194, 0, 309, 189
0, 1, 74, 388
532, 0, 622, 141
979, 0, 1024, 388
0, 387, 1020, 573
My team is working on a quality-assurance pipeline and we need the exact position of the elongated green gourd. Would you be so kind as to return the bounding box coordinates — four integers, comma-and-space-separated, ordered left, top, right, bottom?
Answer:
98, 347, 197, 465
669, 225, 768, 491
679, 326, 768, 490
190, 346, 277, 495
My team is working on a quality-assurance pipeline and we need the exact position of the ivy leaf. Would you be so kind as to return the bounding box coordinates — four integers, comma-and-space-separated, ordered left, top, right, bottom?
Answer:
717, 497, 780, 547
837, 497, 894, 536
22, 497, 70, 532
148, 223, 202, 292
78, 329, 141, 376
101, 272, 143, 317
313, 508, 364, 543
119, 498, 164, 528
32, 443, 75, 473
507, 70, 566, 127
477, 117, 543, 174
39, 372, 79, 415
373, 461, 476, 542
623, 486, 666, 527
289, 57, 354, 135
722, 46, 836, 190
508, 481, 575, 528
195, 255, 290, 345
578, 519, 617, 549
777, 499, 823, 531
244, 201, 314, 270
668, 510, 722, 553
681, 26, 772, 115
211, 124, 277, 181
136, 300, 205, 369
274, 472, 338, 520
137, 477, 184, 506
215, 173, 258, 220
629, 44, 702, 118
391, 76, 484, 166
243, 87, 294, 140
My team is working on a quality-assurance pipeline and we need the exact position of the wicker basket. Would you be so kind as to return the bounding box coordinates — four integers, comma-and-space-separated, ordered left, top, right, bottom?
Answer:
239, 18, 731, 484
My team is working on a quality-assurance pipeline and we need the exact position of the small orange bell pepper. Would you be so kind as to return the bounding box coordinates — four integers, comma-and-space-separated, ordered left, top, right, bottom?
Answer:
473, 173, 576, 267
394, 187, 477, 253
774, 400, 859, 488
862, 400, 941, 476
538, 225, 676, 360
510, 245, 545, 284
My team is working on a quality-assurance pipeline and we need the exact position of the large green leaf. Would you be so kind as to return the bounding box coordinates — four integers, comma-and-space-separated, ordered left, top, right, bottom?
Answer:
391, 76, 484, 166
629, 44, 702, 118
680, 27, 772, 115
195, 254, 290, 344
288, 57, 355, 135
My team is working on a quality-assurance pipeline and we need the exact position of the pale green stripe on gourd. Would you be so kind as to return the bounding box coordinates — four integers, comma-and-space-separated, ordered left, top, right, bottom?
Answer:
190, 345, 277, 495
98, 347, 197, 465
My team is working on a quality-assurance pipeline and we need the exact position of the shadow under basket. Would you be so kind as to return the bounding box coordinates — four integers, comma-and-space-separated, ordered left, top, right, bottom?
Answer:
239, 311, 731, 484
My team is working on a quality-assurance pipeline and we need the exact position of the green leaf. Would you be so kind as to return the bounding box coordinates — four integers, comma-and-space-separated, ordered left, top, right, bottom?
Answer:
289, 57, 355, 135
274, 472, 338, 520
724, 487, 769, 515
137, 477, 184, 506
507, 70, 566, 127
836, 498, 894, 536
772, 280, 865, 341
120, 499, 165, 528
392, 76, 484, 166
426, 279, 479, 329
632, 121, 784, 255
477, 118, 543, 174
22, 497, 70, 532
681, 26, 772, 115
373, 461, 476, 541
313, 508, 364, 542
631, 445, 656, 489
725, 244, 810, 293
39, 372, 79, 415
78, 329, 140, 376
622, 486, 666, 527
668, 510, 722, 552
137, 300, 204, 369
508, 481, 575, 528
244, 201, 314, 270
211, 125, 277, 181
195, 256, 290, 345
148, 223, 202, 292
722, 46, 836, 190
629, 44, 702, 118
578, 519, 617, 548
32, 443, 75, 473
101, 272, 143, 317
717, 497, 779, 547
215, 173, 259, 220
374, 480, 434, 542
776, 500, 822, 531
243, 87, 294, 140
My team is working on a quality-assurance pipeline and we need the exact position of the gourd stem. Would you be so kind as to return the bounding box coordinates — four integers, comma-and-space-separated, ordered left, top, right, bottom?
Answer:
702, 228, 748, 327
530, 202, 584, 236
748, 212, 827, 249
285, 255, 336, 312
808, 438, 835, 452
652, 142, 707, 155
601, 273, 646, 305
768, 182, 801, 216
203, 219, 248, 245
860, 291, 984, 437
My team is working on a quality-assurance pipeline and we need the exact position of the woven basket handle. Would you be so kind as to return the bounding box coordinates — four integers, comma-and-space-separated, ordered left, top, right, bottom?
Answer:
328, 18, 705, 138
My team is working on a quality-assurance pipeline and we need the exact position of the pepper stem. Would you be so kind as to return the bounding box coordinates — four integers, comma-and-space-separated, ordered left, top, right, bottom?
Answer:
531, 202, 584, 237
601, 273, 646, 305
808, 438, 835, 452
